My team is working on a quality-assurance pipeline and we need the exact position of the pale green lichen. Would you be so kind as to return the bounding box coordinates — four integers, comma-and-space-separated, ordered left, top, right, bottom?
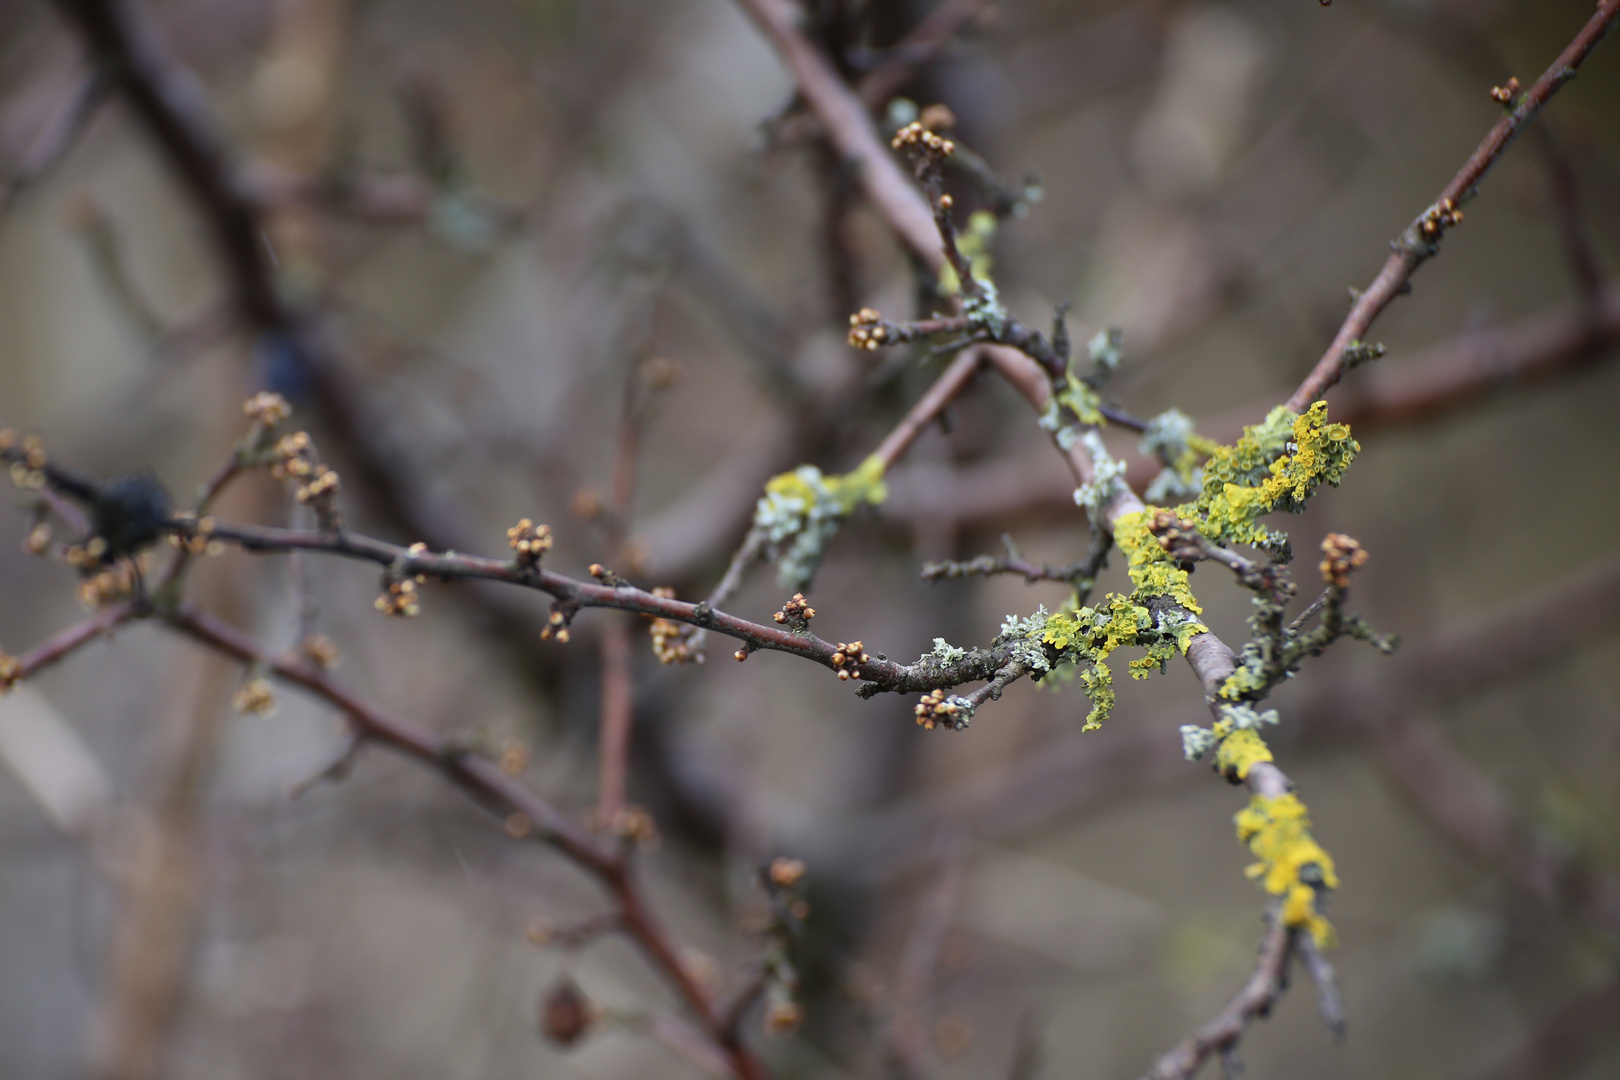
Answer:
996, 606, 1053, 675
1087, 328, 1123, 379
1055, 371, 1104, 428
1140, 408, 1219, 504
1072, 431, 1126, 522
754, 454, 888, 591
1180, 724, 1217, 761
925, 637, 966, 666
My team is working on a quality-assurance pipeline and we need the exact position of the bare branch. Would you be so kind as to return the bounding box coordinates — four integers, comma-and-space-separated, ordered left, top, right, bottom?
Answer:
1287, 0, 1620, 412
157, 605, 770, 1080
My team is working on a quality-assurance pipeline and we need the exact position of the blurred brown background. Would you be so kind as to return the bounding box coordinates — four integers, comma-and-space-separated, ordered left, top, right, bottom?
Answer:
2, 0, 1619, 1077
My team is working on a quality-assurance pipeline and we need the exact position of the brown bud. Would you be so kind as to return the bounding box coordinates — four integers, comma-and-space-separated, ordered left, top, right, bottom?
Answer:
540, 978, 592, 1047
769, 856, 806, 888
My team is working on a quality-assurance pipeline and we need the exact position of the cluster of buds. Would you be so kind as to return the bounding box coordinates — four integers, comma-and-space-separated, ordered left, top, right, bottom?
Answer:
374, 578, 421, 617
847, 307, 890, 350
168, 515, 224, 557
830, 640, 869, 681
0, 651, 20, 694
64, 537, 111, 569
231, 677, 278, 718
772, 592, 816, 631
1489, 76, 1521, 105
3, 432, 47, 491
608, 804, 660, 852
750, 856, 809, 1036
647, 587, 697, 664
1149, 508, 1204, 563
271, 431, 342, 527
541, 607, 572, 643
300, 633, 341, 671
891, 120, 955, 167
1319, 533, 1369, 589
649, 617, 694, 663
76, 559, 140, 609
242, 391, 291, 427
914, 688, 968, 731
506, 518, 552, 568
376, 543, 430, 617
1418, 197, 1464, 240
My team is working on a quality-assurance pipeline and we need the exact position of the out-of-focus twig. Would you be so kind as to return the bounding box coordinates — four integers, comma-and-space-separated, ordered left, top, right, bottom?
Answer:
856, 0, 990, 111
0, 70, 107, 213
3, 603, 135, 683
871, 346, 984, 470
158, 605, 769, 1080
1337, 283, 1620, 431
1138, 912, 1294, 1080
1467, 972, 1620, 1080
888, 836, 967, 1078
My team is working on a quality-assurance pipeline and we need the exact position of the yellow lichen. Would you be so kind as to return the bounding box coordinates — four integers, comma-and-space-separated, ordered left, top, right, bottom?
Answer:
1214, 728, 1274, 780
1234, 791, 1340, 946
1187, 402, 1358, 549
762, 454, 888, 516
1113, 510, 1205, 619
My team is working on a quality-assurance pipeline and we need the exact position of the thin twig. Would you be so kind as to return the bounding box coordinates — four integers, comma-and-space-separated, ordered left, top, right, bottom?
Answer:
158, 605, 769, 1080
170, 515, 1018, 698
0, 70, 108, 213
872, 346, 986, 470
1287, 0, 1620, 413
6, 603, 137, 681
889, 835, 967, 1078
1139, 914, 1294, 1080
